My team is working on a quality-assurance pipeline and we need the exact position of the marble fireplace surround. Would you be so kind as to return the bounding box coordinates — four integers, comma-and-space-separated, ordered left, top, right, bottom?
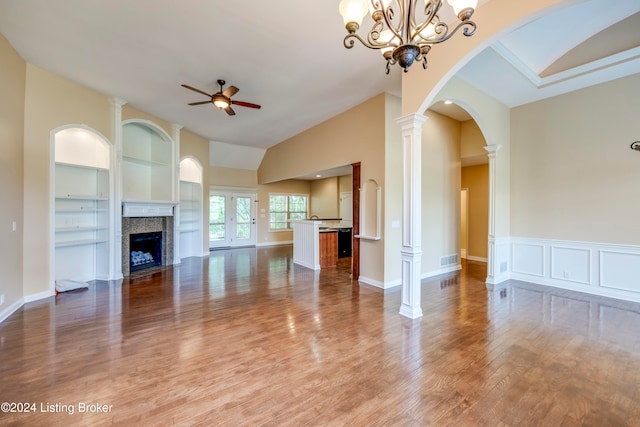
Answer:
121, 202, 175, 276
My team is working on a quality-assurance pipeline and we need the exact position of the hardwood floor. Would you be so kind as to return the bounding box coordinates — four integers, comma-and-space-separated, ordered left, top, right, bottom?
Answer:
2, 246, 640, 426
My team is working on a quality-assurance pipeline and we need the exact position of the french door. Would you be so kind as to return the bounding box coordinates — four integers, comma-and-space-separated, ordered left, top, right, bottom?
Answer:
209, 190, 256, 249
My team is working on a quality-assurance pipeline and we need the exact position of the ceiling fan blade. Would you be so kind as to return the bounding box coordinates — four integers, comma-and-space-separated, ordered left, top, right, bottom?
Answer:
188, 100, 212, 106
232, 100, 261, 109
224, 105, 236, 116
181, 84, 213, 98
223, 85, 239, 98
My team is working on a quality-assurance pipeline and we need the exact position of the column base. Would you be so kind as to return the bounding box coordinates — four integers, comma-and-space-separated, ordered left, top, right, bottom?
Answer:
399, 303, 423, 319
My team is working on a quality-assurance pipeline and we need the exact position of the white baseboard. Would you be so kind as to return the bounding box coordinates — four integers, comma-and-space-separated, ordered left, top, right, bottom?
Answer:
0, 297, 24, 324
256, 240, 293, 247
24, 289, 55, 303
466, 255, 487, 263
358, 275, 386, 289
421, 264, 462, 280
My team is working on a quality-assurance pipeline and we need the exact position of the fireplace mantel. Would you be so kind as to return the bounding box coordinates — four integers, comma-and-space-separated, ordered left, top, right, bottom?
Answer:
122, 200, 177, 217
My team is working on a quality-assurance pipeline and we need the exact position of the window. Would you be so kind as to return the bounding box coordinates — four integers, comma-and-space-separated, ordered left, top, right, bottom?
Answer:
209, 195, 225, 241
269, 194, 308, 231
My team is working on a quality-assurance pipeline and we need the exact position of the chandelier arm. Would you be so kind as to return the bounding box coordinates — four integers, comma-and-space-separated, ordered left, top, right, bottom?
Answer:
413, 21, 448, 44
366, 20, 397, 49
344, 32, 393, 50
412, 0, 437, 35
425, 21, 476, 45
379, 0, 404, 43
411, 0, 442, 42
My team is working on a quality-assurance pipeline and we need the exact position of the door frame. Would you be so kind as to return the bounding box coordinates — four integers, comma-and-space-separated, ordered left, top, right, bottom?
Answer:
209, 187, 257, 249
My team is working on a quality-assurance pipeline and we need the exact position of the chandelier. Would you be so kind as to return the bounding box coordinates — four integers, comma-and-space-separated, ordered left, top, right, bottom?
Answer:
339, 0, 478, 74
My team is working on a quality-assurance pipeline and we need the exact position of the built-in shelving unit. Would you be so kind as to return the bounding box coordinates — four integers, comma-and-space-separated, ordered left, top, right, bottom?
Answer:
179, 158, 203, 258
122, 122, 172, 201
53, 139, 111, 282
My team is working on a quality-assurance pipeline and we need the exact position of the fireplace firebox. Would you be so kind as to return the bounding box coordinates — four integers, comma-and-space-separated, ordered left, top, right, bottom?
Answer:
130, 231, 162, 272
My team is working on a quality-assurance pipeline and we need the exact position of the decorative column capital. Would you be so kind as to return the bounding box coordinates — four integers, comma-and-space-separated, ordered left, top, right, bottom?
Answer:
396, 112, 428, 130
110, 97, 127, 110
484, 144, 502, 158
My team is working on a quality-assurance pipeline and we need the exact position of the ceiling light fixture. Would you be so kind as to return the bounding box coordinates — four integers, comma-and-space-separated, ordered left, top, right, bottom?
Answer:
339, 0, 478, 74
212, 94, 230, 110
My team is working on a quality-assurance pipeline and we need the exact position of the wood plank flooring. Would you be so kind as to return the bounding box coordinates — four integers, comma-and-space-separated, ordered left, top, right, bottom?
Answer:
1, 245, 640, 426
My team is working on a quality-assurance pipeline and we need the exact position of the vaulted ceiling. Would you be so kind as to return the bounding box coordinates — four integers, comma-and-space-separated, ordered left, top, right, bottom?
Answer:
1, 0, 638, 171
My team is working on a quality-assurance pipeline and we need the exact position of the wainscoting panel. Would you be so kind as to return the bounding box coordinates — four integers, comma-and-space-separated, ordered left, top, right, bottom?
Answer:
512, 242, 545, 277
600, 250, 640, 292
550, 246, 591, 285
510, 237, 640, 303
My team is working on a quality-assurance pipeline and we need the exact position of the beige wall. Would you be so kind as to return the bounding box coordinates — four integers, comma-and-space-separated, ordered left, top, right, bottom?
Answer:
383, 94, 403, 284
511, 74, 640, 245
461, 119, 487, 163
122, 105, 173, 138
0, 34, 26, 313
338, 175, 352, 194
433, 76, 510, 239
422, 111, 461, 272
24, 64, 113, 296
310, 177, 339, 218
462, 164, 489, 259
211, 166, 257, 188
259, 94, 387, 283
181, 129, 210, 255
257, 180, 311, 245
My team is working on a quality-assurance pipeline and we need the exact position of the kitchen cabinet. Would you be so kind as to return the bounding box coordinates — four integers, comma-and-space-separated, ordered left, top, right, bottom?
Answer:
319, 230, 338, 268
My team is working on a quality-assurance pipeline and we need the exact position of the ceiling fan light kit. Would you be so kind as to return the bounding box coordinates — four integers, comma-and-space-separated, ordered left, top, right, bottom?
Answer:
339, 0, 478, 74
182, 79, 261, 116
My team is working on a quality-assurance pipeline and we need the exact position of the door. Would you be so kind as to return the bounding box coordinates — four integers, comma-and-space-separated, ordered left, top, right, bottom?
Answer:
209, 190, 256, 249
340, 192, 353, 226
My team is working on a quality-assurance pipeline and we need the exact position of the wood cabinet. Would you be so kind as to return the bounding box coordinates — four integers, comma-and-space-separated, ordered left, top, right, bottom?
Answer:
319, 231, 338, 268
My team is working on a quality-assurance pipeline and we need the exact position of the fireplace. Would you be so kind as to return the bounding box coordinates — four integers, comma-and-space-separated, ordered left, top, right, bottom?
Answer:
122, 214, 174, 276
130, 231, 162, 272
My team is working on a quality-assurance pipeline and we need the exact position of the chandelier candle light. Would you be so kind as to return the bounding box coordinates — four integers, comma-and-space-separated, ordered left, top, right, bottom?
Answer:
339, 0, 478, 73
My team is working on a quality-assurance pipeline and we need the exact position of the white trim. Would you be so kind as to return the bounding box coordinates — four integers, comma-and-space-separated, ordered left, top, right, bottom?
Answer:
0, 298, 24, 324
510, 237, 640, 303
422, 264, 462, 280
24, 289, 55, 303
256, 240, 293, 247
466, 256, 487, 263
358, 275, 386, 289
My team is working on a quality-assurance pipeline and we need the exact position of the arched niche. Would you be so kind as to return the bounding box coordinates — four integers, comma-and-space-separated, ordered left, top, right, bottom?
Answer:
358, 179, 381, 240
179, 157, 203, 258
122, 120, 174, 201
52, 125, 113, 285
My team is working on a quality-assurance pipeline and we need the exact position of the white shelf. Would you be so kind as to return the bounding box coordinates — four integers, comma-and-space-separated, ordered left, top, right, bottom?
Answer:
179, 179, 202, 258
56, 238, 108, 248
55, 226, 108, 233
122, 155, 170, 167
54, 158, 110, 281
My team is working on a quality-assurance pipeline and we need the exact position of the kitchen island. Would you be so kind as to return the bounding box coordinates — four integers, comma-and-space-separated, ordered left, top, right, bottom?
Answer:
292, 220, 349, 270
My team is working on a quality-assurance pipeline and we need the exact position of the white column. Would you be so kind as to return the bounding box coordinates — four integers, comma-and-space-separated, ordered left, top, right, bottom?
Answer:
484, 144, 501, 285
397, 113, 427, 319
111, 97, 127, 280
172, 123, 183, 265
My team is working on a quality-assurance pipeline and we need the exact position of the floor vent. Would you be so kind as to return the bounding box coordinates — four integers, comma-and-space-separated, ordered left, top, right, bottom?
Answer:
440, 254, 459, 267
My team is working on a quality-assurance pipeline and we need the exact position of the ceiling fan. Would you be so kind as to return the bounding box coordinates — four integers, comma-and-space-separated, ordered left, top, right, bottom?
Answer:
181, 79, 261, 116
